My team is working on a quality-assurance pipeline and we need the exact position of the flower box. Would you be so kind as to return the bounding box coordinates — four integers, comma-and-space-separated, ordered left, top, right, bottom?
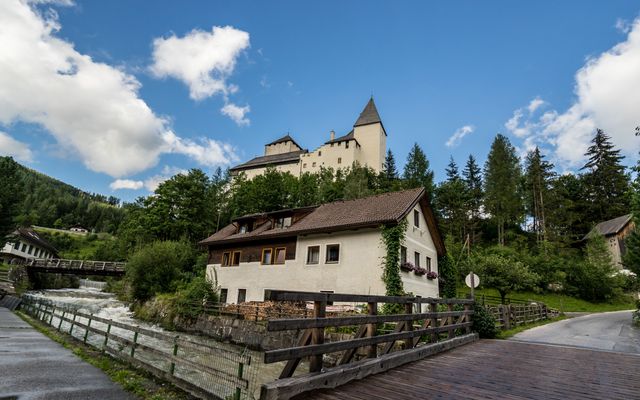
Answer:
414, 267, 428, 276
426, 271, 438, 280
400, 262, 414, 272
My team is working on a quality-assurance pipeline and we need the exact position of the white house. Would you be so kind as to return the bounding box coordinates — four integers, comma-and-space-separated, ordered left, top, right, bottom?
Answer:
0, 228, 59, 264
200, 188, 445, 304
229, 98, 387, 179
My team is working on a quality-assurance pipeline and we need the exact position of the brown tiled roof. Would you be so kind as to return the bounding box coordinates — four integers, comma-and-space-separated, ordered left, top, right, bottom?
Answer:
585, 214, 633, 239
229, 150, 307, 172
200, 188, 445, 255
324, 130, 360, 146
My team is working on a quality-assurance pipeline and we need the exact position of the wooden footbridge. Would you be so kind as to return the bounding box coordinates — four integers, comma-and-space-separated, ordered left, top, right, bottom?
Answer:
259, 290, 640, 400
24, 258, 126, 276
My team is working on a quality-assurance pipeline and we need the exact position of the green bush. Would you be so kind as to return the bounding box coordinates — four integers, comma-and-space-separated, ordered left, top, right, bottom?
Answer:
471, 303, 498, 339
125, 241, 196, 302
174, 277, 218, 320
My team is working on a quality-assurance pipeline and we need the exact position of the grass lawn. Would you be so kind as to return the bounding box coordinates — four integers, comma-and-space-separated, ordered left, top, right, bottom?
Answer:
496, 315, 569, 339
33, 227, 116, 260
458, 287, 636, 312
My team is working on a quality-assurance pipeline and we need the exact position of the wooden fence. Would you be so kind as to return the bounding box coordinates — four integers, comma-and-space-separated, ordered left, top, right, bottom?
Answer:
20, 296, 254, 400
259, 290, 477, 400
486, 303, 559, 330
25, 258, 126, 276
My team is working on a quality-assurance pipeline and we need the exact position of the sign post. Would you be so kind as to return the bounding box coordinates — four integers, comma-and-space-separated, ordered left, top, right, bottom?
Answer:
465, 272, 480, 300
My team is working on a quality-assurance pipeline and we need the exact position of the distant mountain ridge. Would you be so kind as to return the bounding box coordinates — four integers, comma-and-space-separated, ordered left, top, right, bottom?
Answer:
5, 157, 125, 233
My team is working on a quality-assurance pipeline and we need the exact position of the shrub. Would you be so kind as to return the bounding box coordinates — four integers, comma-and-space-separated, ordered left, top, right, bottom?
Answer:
174, 277, 218, 320
472, 303, 498, 339
125, 241, 196, 302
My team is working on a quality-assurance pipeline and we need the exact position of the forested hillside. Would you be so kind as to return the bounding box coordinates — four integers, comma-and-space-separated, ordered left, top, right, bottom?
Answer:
1, 156, 125, 234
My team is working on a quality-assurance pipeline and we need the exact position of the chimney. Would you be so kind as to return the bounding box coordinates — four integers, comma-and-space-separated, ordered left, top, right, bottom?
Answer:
330, 130, 335, 141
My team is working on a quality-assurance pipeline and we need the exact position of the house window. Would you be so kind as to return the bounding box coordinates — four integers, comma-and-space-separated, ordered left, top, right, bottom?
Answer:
401, 246, 407, 264
261, 248, 273, 265
27, 245, 33, 255
414, 210, 420, 227
274, 247, 286, 264
414, 252, 421, 267
239, 224, 249, 234
275, 217, 292, 229
320, 290, 334, 306
307, 246, 320, 264
426, 256, 432, 273
34, 248, 40, 258
237, 289, 246, 303
222, 252, 230, 266
220, 289, 228, 303
338, 157, 342, 164
326, 244, 340, 263
21, 243, 27, 252
231, 251, 241, 266
13, 241, 20, 249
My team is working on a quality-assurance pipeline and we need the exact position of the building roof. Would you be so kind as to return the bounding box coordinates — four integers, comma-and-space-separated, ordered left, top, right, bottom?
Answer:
266, 134, 303, 149
354, 98, 382, 127
586, 214, 633, 239
200, 188, 445, 255
324, 130, 360, 146
10, 228, 59, 255
229, 149, 307, 172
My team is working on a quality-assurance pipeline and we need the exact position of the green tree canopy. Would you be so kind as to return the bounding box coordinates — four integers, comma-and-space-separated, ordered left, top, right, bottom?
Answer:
403, 143, 434, 197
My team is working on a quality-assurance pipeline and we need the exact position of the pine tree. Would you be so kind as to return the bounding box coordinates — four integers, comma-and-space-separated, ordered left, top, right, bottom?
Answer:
462, 155, 483, 244
623, 157, 640, 274
435, 157, 467, 240
581, 129, 630, 224
379, 149, 399, 192
524, 147, 555, 244
403, 143, 434, 197
484, 134, 523, 246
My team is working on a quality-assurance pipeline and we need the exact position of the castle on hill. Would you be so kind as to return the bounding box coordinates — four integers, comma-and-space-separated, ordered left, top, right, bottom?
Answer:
229, 98, 387, 179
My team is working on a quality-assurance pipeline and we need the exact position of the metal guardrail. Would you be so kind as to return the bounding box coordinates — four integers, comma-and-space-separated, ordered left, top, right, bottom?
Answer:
20, 296, 254, 400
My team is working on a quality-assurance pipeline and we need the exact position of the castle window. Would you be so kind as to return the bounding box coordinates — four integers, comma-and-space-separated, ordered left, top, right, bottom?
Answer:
312, 162, 316, 167
338, 157, 342, 164
318, 151, 322, 156
303, 163, 307, 168
345, 141, 349, 149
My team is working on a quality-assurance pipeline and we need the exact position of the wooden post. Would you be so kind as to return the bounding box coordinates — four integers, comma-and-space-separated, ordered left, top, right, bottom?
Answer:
235, 361, 245, 400
170, 336, 179, 375
255, 305, 259, 322
405, 302, 415, 347
366, 302, 378, 358
447, 304, 455, 339
84, 314, 92, 343
49, 306, 55, 325
463, 303, 471, 333
430, 301, 438, 342
58, 310, 65, 331
130, 327, 139, 358
309, 300, 326, 373
103, 323, 111, 353
69, 311, 77, 335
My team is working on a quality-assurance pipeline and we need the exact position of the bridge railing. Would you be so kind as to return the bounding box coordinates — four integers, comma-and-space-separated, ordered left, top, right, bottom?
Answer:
486, 303, 558, 330
260, 290, 476, 400
25, 258, 126, 274
20, 296, 255, 400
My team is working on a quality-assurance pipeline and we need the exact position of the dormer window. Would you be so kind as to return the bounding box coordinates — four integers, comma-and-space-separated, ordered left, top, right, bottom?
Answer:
274, 217, 292, 229
239, 223, 251, 234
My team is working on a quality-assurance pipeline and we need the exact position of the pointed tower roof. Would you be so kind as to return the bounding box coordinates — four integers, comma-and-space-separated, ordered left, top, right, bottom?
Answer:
354, 97, 382, 127
266, 133, 302, 149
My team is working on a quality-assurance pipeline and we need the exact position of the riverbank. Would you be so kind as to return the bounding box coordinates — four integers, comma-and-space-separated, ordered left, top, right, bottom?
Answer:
0, 307, 136, 399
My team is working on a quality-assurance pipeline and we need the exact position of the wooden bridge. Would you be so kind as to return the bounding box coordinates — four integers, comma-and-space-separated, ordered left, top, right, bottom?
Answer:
25, 258, 126, 276
259, 290, 640, 400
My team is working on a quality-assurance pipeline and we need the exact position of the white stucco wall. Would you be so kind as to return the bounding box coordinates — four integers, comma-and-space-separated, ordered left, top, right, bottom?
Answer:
206, 207, 441, 303
1, 240, 54, 260
264, 141, 301, 156
299, 141, 359, 174
353, 123, 386, 173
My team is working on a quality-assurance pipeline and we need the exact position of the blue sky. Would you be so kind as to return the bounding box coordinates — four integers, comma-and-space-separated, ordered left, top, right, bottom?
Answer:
1, 0, 639, 202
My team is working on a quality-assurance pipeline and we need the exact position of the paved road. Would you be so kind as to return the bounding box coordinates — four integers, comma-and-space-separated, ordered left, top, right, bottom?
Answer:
511, 310, 640, 353
0, 307, 134, 400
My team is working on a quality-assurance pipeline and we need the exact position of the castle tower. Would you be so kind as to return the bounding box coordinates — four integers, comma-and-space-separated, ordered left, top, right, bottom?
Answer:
352, 98, 387, 172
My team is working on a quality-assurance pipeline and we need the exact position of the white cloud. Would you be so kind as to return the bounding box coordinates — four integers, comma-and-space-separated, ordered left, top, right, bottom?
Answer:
0, 0, 236, 177
220, 102, 250, 126
150, 26, 251, 125
110, 179, 144, 190
616, 18, 631, 34
527, 97, 545, 113
445, 125, 474, 148
0, 131, 34, 162
163, 131, 238, 167
505, 18, 640, 168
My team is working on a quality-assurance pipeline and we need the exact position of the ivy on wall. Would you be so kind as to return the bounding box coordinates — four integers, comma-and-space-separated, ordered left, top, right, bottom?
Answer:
381, 219, 408, 298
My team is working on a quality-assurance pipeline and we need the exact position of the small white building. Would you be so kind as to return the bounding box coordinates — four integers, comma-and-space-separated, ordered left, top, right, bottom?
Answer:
69, 224, 89, 234
229, 98, 387, 179
200, 188, 445, 304
0, 228, 59, 264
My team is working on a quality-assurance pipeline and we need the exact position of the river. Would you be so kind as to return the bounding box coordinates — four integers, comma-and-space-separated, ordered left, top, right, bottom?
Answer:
25, 286, 290, 399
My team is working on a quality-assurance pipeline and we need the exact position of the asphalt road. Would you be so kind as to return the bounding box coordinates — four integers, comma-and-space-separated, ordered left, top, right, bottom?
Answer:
511, 310, 640, 354
0, 307, 134, 400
